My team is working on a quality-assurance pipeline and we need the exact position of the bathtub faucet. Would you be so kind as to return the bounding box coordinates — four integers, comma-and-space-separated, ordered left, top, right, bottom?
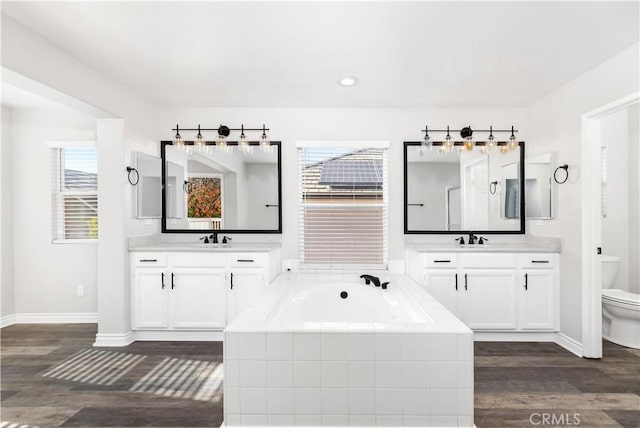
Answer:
360, 274, 381, 287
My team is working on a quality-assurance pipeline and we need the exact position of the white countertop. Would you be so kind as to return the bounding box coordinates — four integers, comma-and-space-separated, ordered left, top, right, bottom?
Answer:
405, 242, 560, 253
129, 242, 282, 252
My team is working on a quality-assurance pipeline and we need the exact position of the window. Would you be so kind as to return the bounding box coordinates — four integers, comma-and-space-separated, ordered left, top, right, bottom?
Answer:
298, 144, 388, 267
51, 147, 98, 242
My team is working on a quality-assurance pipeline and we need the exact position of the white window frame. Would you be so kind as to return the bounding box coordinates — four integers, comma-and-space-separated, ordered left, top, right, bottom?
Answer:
297, 141, 390, 270
50, 141, 98, 244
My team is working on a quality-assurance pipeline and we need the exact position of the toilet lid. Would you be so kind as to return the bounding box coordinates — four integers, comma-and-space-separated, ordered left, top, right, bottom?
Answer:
602, 289, 640, 306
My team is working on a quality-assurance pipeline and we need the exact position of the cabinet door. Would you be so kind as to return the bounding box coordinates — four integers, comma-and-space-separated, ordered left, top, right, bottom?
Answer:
170, 269, 227, 329
520, 269, 556, 330
424, 269, 460, 317
227, 269, 266, 324
132, 268, 169, 329
460, 269, 518, 330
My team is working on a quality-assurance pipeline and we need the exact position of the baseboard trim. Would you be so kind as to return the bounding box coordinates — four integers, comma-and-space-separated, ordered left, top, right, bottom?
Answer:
555, 332, 584, 357
474, 331, 558, 342
473, 331, 584, 357
10, 312, 98, 324
133, 330, 224, 342
93, 331, 136, 347
0, 314, 16, 328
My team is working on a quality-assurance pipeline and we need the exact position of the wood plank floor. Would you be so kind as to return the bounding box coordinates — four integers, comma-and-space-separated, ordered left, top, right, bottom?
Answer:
1, 324, 639, 427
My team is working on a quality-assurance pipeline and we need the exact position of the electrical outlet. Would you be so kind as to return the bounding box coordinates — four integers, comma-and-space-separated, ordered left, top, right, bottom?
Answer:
77, 285, 85, 297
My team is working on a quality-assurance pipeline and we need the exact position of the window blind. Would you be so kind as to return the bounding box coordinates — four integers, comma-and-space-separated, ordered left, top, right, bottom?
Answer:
298, 146, 388, 268
51, 147, 98, 242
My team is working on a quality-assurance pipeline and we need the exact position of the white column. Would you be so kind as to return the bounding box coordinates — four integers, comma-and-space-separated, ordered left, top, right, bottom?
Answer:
95, 118, 132, 346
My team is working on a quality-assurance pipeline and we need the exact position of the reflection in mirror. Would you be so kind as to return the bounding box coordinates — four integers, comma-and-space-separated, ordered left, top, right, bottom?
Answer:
525, 153, 553, 219
405, 142, 524, 233
133, 152, 162, 218
163, 142, 281, 232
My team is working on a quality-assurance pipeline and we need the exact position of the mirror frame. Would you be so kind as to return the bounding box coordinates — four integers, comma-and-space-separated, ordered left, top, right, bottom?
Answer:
160, 140, 282, 234
403, 140, 526, 235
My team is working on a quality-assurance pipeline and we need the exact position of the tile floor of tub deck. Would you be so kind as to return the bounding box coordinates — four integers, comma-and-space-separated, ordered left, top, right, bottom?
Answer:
1, 324, 639, 427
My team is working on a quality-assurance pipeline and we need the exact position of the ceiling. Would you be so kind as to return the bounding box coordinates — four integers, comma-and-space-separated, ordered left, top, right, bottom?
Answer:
2, 1, 638, 108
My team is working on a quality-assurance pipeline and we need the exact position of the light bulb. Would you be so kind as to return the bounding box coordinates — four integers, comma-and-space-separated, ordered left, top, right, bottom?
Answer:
422, 134, 432, 151
260, 133, 270, 152
500, 144, 509, 154
508, 135, 517, 150
486, 135, 496, 151
195, 125, 205, 149
174, 134, 183, 149
464, 137, 474, 151
444, 135, 453, 151
217, 134, 227, 150
239, 134, 251, 153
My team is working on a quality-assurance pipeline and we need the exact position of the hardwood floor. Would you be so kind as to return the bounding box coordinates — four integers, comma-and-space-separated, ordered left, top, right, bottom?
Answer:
1, 324, 639, 427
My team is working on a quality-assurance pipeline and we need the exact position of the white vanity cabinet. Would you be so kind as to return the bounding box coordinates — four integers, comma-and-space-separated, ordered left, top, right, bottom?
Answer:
408, 250, 559, 332
131, 248, 280, 335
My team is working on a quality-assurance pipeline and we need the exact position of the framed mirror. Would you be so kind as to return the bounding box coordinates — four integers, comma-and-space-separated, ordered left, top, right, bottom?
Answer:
132, 152, 162, 219
525, 152, 553, 219
404, 141, 525, 234
161, 141, 282, 233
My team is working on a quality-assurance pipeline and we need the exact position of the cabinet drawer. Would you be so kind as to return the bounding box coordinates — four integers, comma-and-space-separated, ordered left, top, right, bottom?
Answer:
171, 252, 227, 268
461, 253, 518, 268
519, 254, 556, 269
133, 253, 168, 267
423, 253, 458, 267
229, 253, 268, 267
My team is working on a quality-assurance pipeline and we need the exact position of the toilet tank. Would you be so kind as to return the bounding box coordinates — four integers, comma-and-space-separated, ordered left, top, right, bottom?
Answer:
601, 255, 620, 289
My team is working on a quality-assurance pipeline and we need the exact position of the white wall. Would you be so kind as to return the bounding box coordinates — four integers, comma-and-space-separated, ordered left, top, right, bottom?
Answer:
629, 103, 640, 294
601, 109, 629, 291
1, 106, 15, 320
527, 42, 640, 342
160, 107, 527, 263
11, 107, 98, 315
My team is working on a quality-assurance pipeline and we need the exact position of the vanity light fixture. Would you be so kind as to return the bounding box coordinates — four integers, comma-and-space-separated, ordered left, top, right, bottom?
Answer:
419, 124, 519, 154
169, 124, 271, 152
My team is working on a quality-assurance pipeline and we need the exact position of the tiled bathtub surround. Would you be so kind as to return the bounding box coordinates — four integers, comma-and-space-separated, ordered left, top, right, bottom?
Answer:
224, 274, 473, 427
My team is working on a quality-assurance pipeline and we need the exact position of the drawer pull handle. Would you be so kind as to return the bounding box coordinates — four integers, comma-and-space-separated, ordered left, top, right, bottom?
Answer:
230, 272, 234, 290
161, 272, 165, 289
140, 259, 157, 262
531, 260, 549, 264
454, 273, 458, 291
524, 273, 528, 290
171, 272, 176, 289
464, 273, 468, 290
237, 259, 254, 263
434, 260, 451, 263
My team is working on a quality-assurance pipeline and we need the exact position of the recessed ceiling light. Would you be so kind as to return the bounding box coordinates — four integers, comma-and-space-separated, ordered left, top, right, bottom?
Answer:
339, 76, 358, 87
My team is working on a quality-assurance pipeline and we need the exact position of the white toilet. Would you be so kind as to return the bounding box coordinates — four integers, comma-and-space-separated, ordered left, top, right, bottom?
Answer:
601, 255, 640, 349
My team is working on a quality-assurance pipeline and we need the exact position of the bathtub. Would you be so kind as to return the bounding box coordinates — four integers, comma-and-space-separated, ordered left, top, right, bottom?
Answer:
267, 281, 433, 327
224, 273, 473, 427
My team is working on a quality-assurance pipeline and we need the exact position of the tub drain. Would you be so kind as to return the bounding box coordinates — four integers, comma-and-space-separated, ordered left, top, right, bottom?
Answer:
340, 291, 348, 299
